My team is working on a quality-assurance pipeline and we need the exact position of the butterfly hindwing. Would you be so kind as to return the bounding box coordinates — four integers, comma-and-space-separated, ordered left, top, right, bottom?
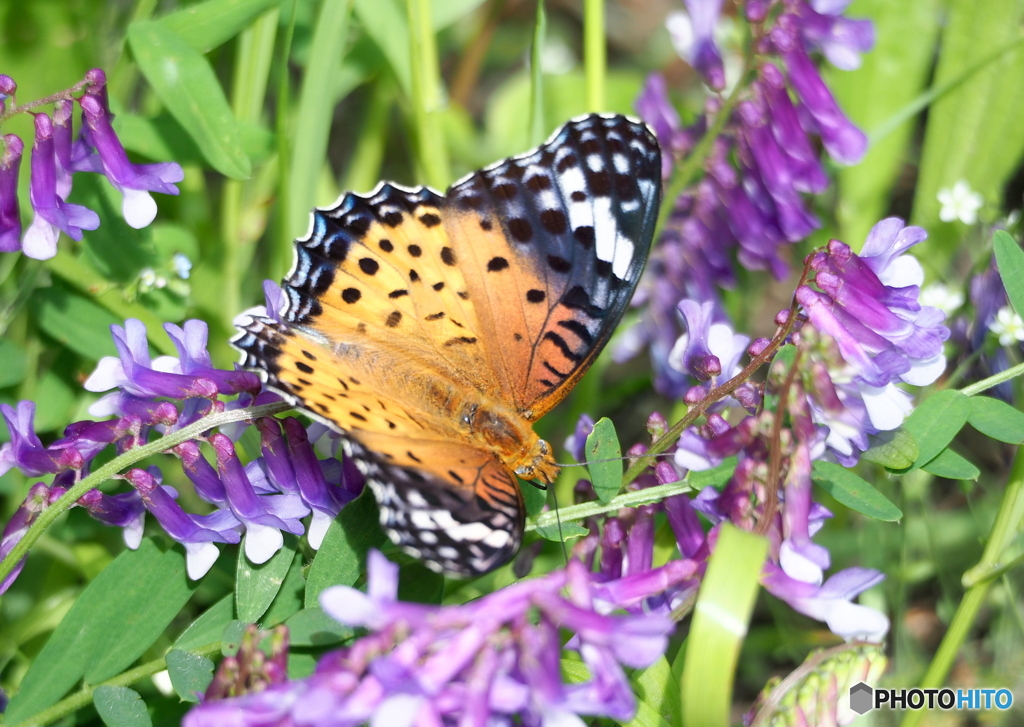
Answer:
444, 114, 662, 419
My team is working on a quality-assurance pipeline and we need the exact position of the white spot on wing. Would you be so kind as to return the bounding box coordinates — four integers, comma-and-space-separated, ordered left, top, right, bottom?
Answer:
593, 197, 616, 263
613, 235, 635, 278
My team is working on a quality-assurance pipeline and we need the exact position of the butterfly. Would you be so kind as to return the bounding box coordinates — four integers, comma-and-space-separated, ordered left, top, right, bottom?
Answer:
233, 114, 662, 576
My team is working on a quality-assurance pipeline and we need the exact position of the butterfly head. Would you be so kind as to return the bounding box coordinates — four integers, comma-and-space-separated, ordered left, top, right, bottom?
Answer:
512, 438, 560, 486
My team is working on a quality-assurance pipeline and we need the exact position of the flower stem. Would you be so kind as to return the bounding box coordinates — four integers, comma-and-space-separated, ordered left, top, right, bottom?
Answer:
959, 360, 1024, 397
0, 79, 93, 126
408, 0, 451, 189
899, 448, 1024, 727
526, 479, 694, 532
583, 0, 605, 112
4, 642, 222, 727
0, 401, 290, 588
621, 259, 812, 487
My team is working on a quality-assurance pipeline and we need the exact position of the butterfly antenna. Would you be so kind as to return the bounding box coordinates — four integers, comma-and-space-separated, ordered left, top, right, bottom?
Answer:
548, 482, 570, 566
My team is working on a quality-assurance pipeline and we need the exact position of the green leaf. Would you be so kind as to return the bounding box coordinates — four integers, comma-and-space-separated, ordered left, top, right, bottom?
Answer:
812, 461, 903, 521
688, 457, 737, 490
586, 417, 623, 503
398, 561, 445, 604
631, 655, 681, 727
535, 520, 590, 542
236, 536, 297, 623
681, 525, 767, 727
860, 428, 919, 469
994, 230, 1024, 320
0, 339, 27, 388
32, 285, 120, 361
354, 0, 411, 94
521, 477, 548, 517
827, 0, 941, 246
286, 608, 355, 647
93, 686, 152, 727
262, 553, 307, 626
165, 649, 215, 703
528, 0, 547, 146
911, 0, 1024, 265
129, 21, 251, 179
160, 0, 283, 53
305, 488, 386, 607
968, 395, 1024, 444
4, 540, 198, 723
921, 447, 981, 480
221, 621, 247, 656
174, 595, 234, 650
900, 389, 971, 470
430, 0, 486, 28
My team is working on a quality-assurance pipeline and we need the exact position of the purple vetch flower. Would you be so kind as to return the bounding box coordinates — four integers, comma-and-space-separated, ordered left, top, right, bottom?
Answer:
74, 70, 183, 228
762, 562, 889, 642
124, 467, 241, 579
793, 0, 875, 71
0, 483, 56, 595
76, 488, 146, 549
635, 75, 699, 179
184, 552, 677, 726
564, 413, 595, 463
85, 319, 220, 401
0, 74, 16, 111
799, 218, 949, 434
164, 320, 262, 396
0, 402, 85, 477
666, 0, 726, 90
0, 134, 24, 252
778, 442, 830, 584
22, 113, 99, 259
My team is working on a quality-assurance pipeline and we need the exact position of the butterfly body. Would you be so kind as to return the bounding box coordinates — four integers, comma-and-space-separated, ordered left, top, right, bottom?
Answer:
234, 114, 661, 576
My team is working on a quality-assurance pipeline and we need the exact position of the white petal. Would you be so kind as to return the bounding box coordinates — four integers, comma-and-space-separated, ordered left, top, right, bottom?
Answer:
675, 446, 715, 472
320, 585, 378, 627
876, 254, 923, 288
122, 515, 145, 549
151, 670, 174, 696
543, 709, 588, 727
184, 541, 221, 579
371, 695, 422, 727
244, 523, 284, 564
823, 600, 891, 642
88, 391, 124, 417
22, 216, 60, 260
151, 355, 183, 374
900, 354, 946, 386
666, 334, 689, 372
307, 509, 333, 550
780, 541, 824, 586
121, 187, 158, 229
84, 357, 128, 392
858, 382, 913, 431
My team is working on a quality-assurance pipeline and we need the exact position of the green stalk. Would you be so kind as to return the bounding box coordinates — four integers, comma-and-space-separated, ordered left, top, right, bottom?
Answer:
525, 479, 693, 532
899, 448, 1024, 727
528, 0, 548, 146
5, 642, 222, 727
959, 361, 1024, 397
0, 402, 289, 588
341, 80, 394, 194
222, 7, 280, 326
408, 0, 451, 188
583, 0, 605, 112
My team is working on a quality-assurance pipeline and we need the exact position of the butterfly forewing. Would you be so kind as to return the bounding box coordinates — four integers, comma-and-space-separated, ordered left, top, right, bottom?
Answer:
444, 114, 661, 419
234, 113, 662, 577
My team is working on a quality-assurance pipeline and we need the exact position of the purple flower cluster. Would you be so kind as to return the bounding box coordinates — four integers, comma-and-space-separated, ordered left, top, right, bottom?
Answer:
0, 313, 362, 592
623, 0, 873, 398
0, 69, 182, 260
185, 550, 679, 727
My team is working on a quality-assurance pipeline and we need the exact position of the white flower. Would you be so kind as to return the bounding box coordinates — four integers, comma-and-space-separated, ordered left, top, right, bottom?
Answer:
172, 253, 192, 279
937, 180, 983, 225
989, 306, 1024, 347
919, 282, 964, 316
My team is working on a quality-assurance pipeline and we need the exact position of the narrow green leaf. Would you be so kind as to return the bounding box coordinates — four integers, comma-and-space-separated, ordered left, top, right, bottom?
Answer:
968, 395, 1024, 444
32, 285, 120, 361
408, 0, 451, 188
286, 608, 355, 647
430, 0, 486, 28
922, 447, 981, 480
631, 655, 681, 727
93, 686, 152, 727
4, 540, 198, 723
901, 389, 971, 470
528, 0, 547, 146
994, 230, 1024, 320
681, 525, 767, 727
236, 536, 297, 623
0, 339, 28, 388
174, 595, 235, 650
688, 457, 737, 490
262, 553, 307, 626
165, 649, 215, 703
129, 21, 251, 179
535, 520, 589, 542
586, 417, 623, 503
354, 0, 412, 93
583, 0, 605, 111
305, 488, 386, 607
812, 461, 903, 521
160, 0, 282, 53
860, 429, 919, 469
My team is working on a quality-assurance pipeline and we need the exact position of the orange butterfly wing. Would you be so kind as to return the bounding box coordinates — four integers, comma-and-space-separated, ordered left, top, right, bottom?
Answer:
233, 114, 661, 576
